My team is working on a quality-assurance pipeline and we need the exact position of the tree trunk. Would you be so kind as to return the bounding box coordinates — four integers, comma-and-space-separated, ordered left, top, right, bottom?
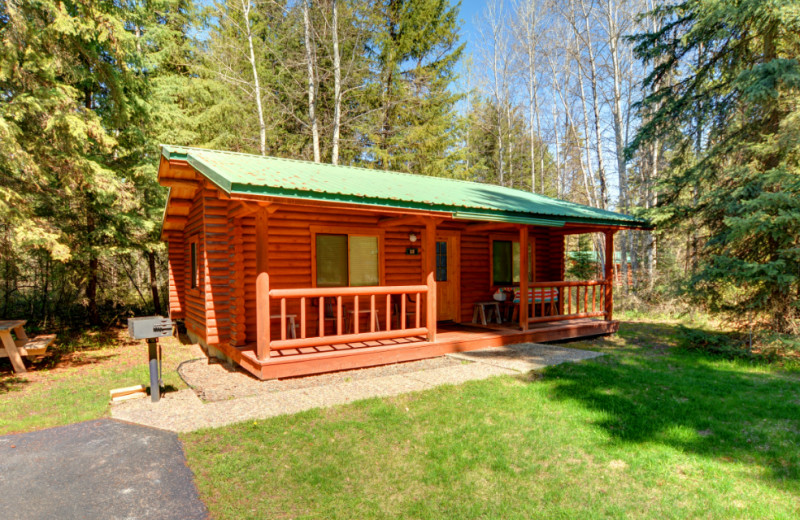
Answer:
303, 0, 321, 163
605, 1, 629, 290
331, 0, 342, 165
87, 257, 100, 326
148, 251, 162, 316
41, 255, 50, 326
241, 0, 266, 155
577, 0, 608, 209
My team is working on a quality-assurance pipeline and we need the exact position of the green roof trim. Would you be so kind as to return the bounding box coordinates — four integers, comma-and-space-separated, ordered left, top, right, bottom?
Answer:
162, 145, 650, 228
452, 211, 565, 227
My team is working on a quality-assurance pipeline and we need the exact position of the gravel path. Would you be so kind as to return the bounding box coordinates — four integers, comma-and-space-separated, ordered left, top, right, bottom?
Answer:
111, 342, 602, 433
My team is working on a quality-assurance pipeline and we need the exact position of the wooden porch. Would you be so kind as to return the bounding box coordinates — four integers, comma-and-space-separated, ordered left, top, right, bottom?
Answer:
214, 317, 618, 380
209, 273, 618, 380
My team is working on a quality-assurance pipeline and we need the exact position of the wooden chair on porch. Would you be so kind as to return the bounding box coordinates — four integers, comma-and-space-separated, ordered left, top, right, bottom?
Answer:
509, 287, 560, 322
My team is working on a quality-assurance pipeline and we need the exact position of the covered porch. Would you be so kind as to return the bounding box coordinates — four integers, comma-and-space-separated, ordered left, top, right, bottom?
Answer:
217, 214, 620, 380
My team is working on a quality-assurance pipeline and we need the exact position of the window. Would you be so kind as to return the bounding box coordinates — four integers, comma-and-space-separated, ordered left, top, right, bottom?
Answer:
316, 233, 380, 287
190, 241, 198, 289
492, 239, 533, 285
436, 241, 448, 282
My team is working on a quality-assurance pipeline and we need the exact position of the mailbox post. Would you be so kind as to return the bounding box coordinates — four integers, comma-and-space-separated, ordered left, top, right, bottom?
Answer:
127, 316, 173, 402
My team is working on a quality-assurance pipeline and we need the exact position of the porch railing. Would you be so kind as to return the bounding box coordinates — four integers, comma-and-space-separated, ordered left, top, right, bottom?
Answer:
524, 280, 610, 325
257, 281, 431, 359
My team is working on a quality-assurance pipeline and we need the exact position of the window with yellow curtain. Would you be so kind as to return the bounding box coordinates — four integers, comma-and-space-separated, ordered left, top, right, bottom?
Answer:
316, 234, 379, 287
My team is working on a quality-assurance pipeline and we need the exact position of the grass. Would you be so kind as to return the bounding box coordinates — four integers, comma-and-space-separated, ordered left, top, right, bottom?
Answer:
181, 316, 800, 519
0, 328, 199, 435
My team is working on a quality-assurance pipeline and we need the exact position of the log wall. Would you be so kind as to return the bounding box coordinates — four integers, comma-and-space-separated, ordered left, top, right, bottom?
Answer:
166, 191, 569, 346
182, 188, 206, 339
458, 228, 565, 322
166, 234, 185, 319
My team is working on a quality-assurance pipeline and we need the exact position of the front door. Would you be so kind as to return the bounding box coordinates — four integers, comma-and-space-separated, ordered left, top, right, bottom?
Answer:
435, 231, 460, 322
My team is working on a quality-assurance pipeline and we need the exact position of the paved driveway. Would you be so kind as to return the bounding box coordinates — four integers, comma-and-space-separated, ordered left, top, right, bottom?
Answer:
0, 419, 207, 520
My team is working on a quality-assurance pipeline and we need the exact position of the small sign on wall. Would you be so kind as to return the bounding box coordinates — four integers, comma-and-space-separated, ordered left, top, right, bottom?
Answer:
406, 247, 420, 255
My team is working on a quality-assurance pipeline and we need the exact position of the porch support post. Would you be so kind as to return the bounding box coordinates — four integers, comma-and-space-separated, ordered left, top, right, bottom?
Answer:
424, 218, 437, 342
519, 225, 529, 331
256, 209, 271, 360
604, 230, 615, 322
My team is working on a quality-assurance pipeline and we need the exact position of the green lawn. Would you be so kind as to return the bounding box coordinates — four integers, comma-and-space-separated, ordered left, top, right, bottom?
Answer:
0, 330, 198, 435
182, 317, 800, 519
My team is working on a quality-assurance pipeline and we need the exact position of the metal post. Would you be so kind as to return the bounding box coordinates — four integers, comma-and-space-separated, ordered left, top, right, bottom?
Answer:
147, 338, 160, 402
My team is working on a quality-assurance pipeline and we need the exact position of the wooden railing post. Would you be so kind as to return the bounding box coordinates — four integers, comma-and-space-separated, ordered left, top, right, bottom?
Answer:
256, 272, 270, 360
256, 209, 270, 360
425, 219, 437, 342
604, 230, 615, 322
519, 225, 529, 331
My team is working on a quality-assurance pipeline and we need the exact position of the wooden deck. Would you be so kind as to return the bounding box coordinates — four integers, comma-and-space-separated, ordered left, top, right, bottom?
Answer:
213, 318, 618, 380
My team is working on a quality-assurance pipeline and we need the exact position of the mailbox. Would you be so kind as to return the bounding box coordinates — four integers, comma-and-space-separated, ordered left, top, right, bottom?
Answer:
127, 316, 173, 340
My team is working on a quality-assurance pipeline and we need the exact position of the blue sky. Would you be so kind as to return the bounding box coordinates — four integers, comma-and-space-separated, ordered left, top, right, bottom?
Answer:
457, 0, 487, 58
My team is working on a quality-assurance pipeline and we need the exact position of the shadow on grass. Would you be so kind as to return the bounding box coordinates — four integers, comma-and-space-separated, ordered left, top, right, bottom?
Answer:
545, 321, 800, 488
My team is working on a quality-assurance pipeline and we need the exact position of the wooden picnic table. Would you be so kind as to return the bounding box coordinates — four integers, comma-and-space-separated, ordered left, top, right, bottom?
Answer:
0, 320, 56, 374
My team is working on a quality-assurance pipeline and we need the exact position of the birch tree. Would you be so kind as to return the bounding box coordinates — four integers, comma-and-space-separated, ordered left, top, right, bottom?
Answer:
302, 0, 321, 162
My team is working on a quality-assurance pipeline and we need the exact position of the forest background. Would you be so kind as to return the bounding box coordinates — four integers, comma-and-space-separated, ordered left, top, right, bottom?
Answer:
1, 0, 797, 333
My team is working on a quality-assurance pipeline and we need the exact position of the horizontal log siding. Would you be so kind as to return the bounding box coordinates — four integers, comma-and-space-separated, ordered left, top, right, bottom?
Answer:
459, 227, 566, 322
242, 207, 424, 341
183, 189, 205, 340
167, 235, 185, 319
203, 189, 230, 344
241, 215, 257, 344
228, 214, 246, 346
174, 187, 567, 344
459, 231, 489, 322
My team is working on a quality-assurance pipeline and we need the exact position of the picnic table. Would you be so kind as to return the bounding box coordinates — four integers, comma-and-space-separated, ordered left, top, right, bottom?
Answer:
0, 320, 56, 374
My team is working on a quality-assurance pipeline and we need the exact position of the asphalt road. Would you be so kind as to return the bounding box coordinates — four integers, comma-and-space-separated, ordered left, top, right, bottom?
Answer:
0, 419, 208, 520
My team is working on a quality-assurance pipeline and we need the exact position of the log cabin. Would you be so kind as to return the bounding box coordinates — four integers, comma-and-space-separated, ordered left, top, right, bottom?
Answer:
158, 145, 649, 380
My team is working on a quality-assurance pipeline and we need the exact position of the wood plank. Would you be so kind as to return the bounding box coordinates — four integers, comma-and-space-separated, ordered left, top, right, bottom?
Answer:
160, 177, 199, 190
110, 385, 146, 399
0, 330, 26, 373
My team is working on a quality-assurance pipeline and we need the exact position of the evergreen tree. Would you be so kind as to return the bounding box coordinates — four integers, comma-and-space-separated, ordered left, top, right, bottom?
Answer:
631, 0, 800, 331
365, 0, 464, 176
1, 0, 145, 324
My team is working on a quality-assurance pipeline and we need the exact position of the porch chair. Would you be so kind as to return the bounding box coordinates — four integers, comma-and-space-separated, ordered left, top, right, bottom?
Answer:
508, 287, 560, 322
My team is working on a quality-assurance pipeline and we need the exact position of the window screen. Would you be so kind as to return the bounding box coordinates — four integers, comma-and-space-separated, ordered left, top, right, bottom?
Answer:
316, 234, 348, 287
190, 242, 198, 289
349, 235, 379, 286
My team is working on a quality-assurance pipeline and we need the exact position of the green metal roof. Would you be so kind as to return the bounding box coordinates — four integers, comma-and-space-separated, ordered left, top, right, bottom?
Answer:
162, 145, 649, 228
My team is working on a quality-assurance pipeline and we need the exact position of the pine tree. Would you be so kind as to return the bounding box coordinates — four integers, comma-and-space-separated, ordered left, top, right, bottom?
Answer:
1, 0, 146, 324
365, 0, 465, 176
631, 0, 800, 331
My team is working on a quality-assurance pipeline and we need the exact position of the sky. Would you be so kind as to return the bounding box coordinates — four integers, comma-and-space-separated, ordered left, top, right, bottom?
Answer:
457, 0, 488, 62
